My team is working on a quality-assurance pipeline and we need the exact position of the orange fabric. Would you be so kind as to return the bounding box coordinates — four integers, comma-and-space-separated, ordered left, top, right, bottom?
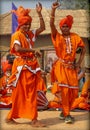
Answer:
1, 75, 7, 88
0, 95, 12, 105
0, 88, 7, 95
0, 76, 12, 108
48, 88, 62, 109
10, 31, 34, 56
0, 77, 4, 88
51, 32, 85, 87
51, 31, 85, 116
0, 74, 11, 91
81, 78, 90, 97
71, 97, 90, 110
48, 82, 62, 109
51, 82, 61, 94
48, 101, 62, 109
0, 94, 12, 108
78, 102, 90, 110
71, 97, 86, 109
59, 15, 73, 29
12, 6, 32, 30
0, 74, 12, 95
71, 79, 90, 110
61, 87, 78, 116
52, 32, 85, 88
0, 65, 12, 89
2, 60, 12, 73
36, 77, 47, 93
6, 30, 45, 120
50, 60, 58, 83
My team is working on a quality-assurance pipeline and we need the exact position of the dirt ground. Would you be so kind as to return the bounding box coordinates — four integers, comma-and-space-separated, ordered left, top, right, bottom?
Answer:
0, 92, 89, 130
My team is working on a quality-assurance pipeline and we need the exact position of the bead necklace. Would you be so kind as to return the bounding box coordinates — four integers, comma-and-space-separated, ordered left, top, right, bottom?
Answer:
64, 36, 72, 54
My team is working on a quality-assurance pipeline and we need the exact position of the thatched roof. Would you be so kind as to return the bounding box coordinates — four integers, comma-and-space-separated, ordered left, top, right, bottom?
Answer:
0, 8, 89, 37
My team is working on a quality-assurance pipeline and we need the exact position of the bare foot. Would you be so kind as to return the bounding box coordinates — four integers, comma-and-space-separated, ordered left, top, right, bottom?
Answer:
5, 118, 18, 124
31, 120, 46, 127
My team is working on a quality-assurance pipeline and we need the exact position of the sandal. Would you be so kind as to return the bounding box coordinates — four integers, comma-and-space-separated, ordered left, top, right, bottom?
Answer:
31, 120, 46, 127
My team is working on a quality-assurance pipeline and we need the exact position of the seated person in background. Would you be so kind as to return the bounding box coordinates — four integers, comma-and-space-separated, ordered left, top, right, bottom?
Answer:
0, 61, 12, 108
1, 60, 12, 94
71, 78, 90, 110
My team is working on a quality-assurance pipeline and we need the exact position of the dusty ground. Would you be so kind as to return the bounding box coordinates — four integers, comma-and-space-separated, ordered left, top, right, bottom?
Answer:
0, 92, 89, 130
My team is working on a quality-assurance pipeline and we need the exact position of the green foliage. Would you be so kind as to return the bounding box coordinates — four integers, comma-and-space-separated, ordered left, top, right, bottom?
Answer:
61, 0, 90, 9
75, 0, 89, 9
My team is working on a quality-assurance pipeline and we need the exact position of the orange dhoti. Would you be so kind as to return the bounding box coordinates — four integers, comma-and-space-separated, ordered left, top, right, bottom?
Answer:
7, 57, 42, 120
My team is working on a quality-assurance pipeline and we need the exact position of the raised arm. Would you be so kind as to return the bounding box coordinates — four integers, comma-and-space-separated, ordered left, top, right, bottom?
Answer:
50, 0, 60, 39
35, 2, 45, 36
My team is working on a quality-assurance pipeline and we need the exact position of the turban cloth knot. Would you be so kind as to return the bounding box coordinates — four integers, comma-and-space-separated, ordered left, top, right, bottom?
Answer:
11, 6, 32, 28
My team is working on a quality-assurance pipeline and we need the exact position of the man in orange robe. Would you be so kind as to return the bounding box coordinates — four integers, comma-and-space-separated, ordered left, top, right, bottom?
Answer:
6, 3, 46, 127
50, 1, 86, 123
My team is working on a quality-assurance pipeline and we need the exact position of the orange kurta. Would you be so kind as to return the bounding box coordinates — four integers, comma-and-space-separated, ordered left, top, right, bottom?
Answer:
7, 30, 43, 120
51, 31, 85, 116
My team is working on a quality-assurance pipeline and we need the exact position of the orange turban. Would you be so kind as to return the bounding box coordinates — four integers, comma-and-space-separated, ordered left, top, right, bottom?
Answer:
12, 6, 32, 28
59, 15, 73, 29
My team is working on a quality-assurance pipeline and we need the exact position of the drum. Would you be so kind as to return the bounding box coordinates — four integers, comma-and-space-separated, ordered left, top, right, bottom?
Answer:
37, 90, 49, 110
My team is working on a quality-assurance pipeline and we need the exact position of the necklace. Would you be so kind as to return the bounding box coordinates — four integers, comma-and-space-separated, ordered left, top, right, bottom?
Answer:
64, 36, 72, 54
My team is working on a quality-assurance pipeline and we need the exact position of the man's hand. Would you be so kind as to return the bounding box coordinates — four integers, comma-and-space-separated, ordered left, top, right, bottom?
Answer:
52, 0, 60, 10
36, 2, 42, 13
35, 51, 41, 58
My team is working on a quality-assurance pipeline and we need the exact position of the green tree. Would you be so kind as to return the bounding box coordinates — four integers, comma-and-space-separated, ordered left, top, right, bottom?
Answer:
60, 0, 90, 9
